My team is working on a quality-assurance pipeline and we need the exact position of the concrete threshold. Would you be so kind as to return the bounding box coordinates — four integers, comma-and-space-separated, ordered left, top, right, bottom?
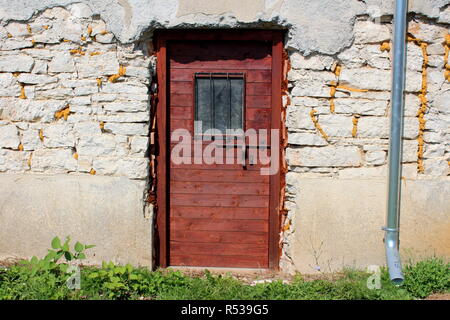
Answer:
167, 266, 272, 275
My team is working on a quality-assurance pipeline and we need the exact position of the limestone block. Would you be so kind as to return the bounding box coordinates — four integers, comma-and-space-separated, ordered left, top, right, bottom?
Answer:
21, 128, 42, 151
74, 86, 98, 96
430, 90, 449, 115
357, 117, 389, 138
423, 144, 446, 158
48, 52, 75, 73
76, 155, 92, 172
22, 49, 52, 60
0, 124, 20, 149
319, 114, 353, 137
36, 88, 74, 100
42, 124, 76, 148
363, 45, 391, 70
340, 67, 422, 92
0, 149, 30, 172
92, 157, 119, 175
72, 122, 100, 137
0, 73, 15, 87
77, 52, 119, 77
17, 73, 57, 85
101, 82, 148, 95
124, 66, 151, 79
365, 150, 386, 165
407, 42, 423, 72
92, 93, 117, 102
77, 134, 116, 157
286, 146, 361, 167
130, 136, 149, 154
5, 22, 29, 37
438, 6, 450, 24
117, 157, 149, 179
0, 99, 66, 123
0, 40, 34, 50
101, 101, 148, 113
62, 79, 98, 88
287, 132, 328, 146
423, 159, 449, 176
289, 52, 334, 70
31, 60, 48, 74
333, 98, 387, 116
423, 131, 446, 144
402, 140, 418, 162
0, 55, 34, 72
103, 123, 149, 136
70, 96, 91, 106
353, 20, 390, 44
337, 46, 365, 68
286, 106, 316, 130
31, 148, 77, 173
97, 112, 149, 123
290, 71, 336, 97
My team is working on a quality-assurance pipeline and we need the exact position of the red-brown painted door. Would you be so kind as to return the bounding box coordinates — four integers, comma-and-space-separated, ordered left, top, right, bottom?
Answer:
168, 40, 273, 268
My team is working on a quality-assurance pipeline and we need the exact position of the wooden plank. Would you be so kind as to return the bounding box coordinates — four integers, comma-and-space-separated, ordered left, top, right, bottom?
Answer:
155, 37, 168, 268
268, 36, 283, 270
170, 230, 268, 244
245, 120, 271, 130
170, 242, 267, 257
168, 41, 271, 58
246, 95, 272, 108
170, 58, 272, 70
171, 169, 269, 183
170, 106, 192, 120
247, 108, 271, 122
170, 119, 192, 130
170, 93, 193, 107
170, 81, 193, 94
170, 254, 268, 268
170, 69, 272, 82
170, 168, 269, 183
246, 82, 271, 96
170, 162, 267, 170
170, 206, 268, 220
170, 181, 269, 195
170, 194, 269, 208
169, 145, 248, 161
170, 217, 268, 232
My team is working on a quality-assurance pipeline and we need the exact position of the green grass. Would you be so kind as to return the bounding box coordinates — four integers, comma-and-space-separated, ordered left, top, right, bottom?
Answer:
0, 258, 448, 300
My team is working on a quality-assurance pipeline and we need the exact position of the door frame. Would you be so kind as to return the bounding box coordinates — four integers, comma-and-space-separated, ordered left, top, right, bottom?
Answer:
154, 30, 284, 269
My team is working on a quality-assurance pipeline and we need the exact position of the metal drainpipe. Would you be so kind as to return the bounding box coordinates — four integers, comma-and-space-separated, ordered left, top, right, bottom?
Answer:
384, 0, 408, 285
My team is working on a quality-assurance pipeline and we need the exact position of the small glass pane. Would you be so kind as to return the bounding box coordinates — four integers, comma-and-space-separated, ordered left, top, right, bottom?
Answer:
230, 78, 244, 130
212, 78, 230, 133
195, 78, 213, 132
195, 74, 244, 136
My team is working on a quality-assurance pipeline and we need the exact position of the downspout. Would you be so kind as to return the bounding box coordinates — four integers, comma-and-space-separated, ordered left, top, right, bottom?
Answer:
384, 0, 408, 285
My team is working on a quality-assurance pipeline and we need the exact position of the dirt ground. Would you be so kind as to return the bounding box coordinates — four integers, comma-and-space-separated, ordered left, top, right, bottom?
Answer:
425, 293, 450, 300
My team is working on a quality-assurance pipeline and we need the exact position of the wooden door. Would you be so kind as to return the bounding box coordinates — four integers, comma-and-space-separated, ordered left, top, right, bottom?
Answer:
156, 31, 283, 269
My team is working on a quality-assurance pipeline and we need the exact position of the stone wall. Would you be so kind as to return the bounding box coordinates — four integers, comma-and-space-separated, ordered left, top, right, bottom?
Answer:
0, 4, 154, 266
0, 1, 449, 272
0, 5, 152, 179
282, 17, 450, 272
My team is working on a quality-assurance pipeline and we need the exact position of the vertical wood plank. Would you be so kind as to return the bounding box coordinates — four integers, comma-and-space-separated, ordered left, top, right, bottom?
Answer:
156, 35, 168, 268
269, 34, 283, 270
